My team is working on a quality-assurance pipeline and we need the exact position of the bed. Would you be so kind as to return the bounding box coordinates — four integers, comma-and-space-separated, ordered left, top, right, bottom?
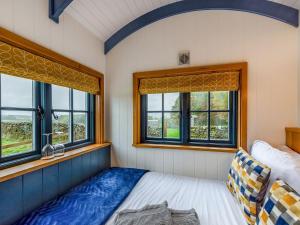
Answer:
13, 131, 300, 225
17, 167, 247, 225
106, 171, 247, 225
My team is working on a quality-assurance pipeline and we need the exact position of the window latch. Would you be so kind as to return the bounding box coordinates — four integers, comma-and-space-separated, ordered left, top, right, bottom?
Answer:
52, 111, 59, 120
37, 105, 44, 120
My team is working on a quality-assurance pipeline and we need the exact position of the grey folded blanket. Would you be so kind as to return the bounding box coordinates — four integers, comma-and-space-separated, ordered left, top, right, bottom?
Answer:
114, 201, 200, 225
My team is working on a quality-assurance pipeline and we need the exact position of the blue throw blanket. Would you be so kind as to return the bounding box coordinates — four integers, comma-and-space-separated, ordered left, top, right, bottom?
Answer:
16, 168, 147, 225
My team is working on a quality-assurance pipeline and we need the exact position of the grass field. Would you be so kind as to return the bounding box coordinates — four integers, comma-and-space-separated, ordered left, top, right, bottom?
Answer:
2, 138, 32, 157
165, 128, 179, 138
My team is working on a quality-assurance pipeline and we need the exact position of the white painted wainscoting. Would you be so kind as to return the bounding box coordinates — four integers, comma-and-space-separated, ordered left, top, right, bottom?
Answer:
106, 11, 298, 180
124, 147, 233, 181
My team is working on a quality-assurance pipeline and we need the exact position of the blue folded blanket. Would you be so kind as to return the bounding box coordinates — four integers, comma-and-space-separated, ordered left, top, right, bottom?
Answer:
16, 167, 147, 225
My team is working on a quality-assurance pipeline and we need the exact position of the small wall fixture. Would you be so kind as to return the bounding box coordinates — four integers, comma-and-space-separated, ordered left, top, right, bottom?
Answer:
178, 51, 190, 65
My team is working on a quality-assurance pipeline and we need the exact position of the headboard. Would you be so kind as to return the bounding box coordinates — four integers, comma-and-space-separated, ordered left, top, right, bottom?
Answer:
286, 127, 300, 154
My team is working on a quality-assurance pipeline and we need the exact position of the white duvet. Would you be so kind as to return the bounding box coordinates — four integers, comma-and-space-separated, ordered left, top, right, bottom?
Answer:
106, 172, 247, 225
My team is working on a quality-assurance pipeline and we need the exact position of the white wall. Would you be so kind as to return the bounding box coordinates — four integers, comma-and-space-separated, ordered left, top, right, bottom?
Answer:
0, 0, 105, 73
106, 11, 299, 180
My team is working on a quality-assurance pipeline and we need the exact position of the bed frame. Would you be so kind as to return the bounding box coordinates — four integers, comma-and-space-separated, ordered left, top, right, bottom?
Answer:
286, 127, 300, 154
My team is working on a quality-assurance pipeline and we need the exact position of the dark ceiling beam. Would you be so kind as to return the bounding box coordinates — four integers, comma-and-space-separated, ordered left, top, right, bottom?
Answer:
49, 0, 73, 23
104, 0, 299, 54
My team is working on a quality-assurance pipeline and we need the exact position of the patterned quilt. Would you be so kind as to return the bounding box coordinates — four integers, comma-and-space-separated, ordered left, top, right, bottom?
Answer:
16, 168, 147, 225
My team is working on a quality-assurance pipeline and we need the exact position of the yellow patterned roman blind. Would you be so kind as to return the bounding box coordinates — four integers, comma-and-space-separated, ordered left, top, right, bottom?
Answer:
0, 41, 100, 94
139, 71, 240, 95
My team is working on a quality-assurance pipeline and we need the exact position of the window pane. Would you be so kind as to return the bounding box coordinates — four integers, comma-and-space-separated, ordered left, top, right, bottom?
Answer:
210, 112, 229, 140
210, 91, 229, 110
52, 112, 70, 144
163, 112, 180, 139
190, 92, 208, 111
147, 94, 162, 111
1, 74, 33, 108
74, 90, 87, 110
52, 85, 70, 110
74, 113, 87, 141
164, 93, 180, 111
1, 110, 33, 157
190, 112, 208, 140
147, 113, 162, 138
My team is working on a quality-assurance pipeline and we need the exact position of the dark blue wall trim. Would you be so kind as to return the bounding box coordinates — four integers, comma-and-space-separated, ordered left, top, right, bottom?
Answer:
0, 146, 111, 225
49, 0, 73, 23
104, 0, 299, 54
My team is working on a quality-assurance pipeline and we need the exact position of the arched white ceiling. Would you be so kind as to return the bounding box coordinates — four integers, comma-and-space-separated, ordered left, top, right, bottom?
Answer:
65, 0, 300, 42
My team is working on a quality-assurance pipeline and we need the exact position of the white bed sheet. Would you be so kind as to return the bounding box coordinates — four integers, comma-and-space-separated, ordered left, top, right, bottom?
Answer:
106, 172, 247, 225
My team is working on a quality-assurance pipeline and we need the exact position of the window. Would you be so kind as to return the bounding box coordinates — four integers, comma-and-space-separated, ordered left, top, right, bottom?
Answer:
143, 93, 181, 140
51, 85, 93, 147
0, 74, 95, 167
0, 74, 41, 164
141, 91, 237, 147
133, 63, 247, 151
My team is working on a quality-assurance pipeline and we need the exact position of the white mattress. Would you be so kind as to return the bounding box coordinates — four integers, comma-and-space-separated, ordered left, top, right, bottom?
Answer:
106, 172, 247, 225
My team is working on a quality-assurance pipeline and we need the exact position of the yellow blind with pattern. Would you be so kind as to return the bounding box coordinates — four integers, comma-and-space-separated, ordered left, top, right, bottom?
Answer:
0, 41, 100, 94
139, 71, 240, 94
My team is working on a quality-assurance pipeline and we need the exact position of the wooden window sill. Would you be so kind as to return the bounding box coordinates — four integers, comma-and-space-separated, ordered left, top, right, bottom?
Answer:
0, 143, 111, 183
133, 143, 238, 153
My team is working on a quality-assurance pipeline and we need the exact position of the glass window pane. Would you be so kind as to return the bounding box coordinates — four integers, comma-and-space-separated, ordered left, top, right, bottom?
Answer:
163, 112, 180, 139
1, 74, 33, 108
147, 94, 162, 111
164, 93, 180, 111
73, 90, 87, 110
1, 110, 33, 157
210, 91, 229, 110
190, 112, 208, 140
210, 112, 229, 140
190, 92, 208, 111
147, 113, 162, 138
74, 112, 87, 141
52, 85, 70, 110
52, 112, 70, 144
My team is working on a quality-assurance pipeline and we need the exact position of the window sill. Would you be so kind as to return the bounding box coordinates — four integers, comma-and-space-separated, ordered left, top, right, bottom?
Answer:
133, 143, 238, 153
0, 143, 111, 183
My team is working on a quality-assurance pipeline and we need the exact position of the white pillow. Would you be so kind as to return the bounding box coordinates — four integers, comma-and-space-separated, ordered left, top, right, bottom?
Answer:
251, 140, 300, 194
277, 145, 300, 160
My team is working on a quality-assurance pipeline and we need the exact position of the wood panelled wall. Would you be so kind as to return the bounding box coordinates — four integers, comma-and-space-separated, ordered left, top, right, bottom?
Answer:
106, 11, 298, 178
0, 146, 110, 225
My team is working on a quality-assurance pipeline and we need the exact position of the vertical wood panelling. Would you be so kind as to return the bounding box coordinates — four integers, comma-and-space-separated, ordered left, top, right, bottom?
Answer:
97, 147, 111, 171
152, 150, 164, 172
173, 150, 195, 177
119, 97, 129, 167
163, 150, 174, 174
0, 177, 23, 225
23, 170, 43, 216
58, 160, 72, 194
43, 164, 59, 202
194, 151, 206, 179
205, 153, 219, 180
0, 147, 111, 225
90, 151, 99, 175
82, 153, 91, 179
71, 156, 83, 186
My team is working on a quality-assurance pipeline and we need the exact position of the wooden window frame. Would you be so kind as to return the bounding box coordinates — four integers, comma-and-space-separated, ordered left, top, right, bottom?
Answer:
133, 62, 248, 153
0, 26, 105, 168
